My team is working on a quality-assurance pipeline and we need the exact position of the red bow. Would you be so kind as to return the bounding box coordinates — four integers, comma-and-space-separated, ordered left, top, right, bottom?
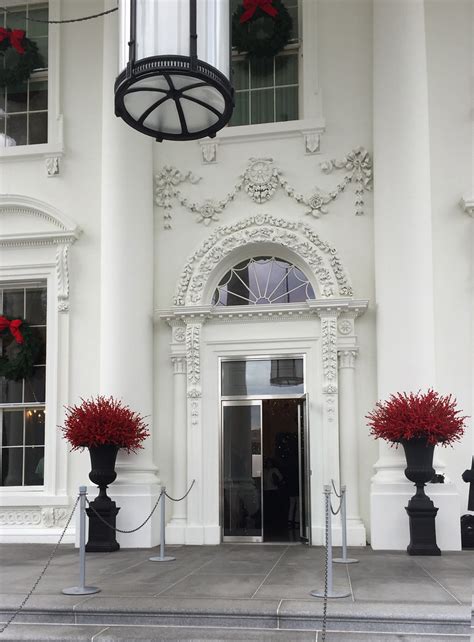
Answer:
240, 0, 278, 24
0, 28, 26, 54
0, 316, 24, 344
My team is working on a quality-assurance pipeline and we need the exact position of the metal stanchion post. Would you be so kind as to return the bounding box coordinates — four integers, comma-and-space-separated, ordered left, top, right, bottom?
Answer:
149, 486, 175, 562
63, 487, 100, 595
311, 485, 350, 599
333, 486, 358, 564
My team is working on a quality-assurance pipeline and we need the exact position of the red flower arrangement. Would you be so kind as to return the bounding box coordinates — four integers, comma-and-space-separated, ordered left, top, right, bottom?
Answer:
61, 396, 150, 453
366, 389, 467, 446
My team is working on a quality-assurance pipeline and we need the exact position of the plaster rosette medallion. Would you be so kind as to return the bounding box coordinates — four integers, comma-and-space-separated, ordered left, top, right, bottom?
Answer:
174, 215, 353, 306
154, 149, 372, 228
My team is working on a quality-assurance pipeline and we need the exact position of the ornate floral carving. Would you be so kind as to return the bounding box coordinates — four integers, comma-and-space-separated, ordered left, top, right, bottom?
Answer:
321, 315, 338, 394
200, 142, 218, 164
171, 355, 186, 375
155, 166, 201, 229
243, 158, 279, 203
304, 132, 320, 154
174, 215, 352, 305
185, 324, 201, 391
338, 349, 358, 369
196, 200, 223, 226
56, 245, 70, 313
190, 400, 199, 426
321, 147, 372, 216
173, 327, 186, 343
338, 320, 353, 335
45, 156, 60, 177
0, 506, 69, 527
155, 150, 372, 227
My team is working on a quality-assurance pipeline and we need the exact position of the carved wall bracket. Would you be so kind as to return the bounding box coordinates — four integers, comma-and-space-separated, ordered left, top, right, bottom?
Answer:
155, 149, 373, 229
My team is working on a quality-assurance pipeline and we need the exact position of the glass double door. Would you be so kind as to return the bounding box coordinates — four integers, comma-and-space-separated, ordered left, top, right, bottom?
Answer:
222, 397, 310, 543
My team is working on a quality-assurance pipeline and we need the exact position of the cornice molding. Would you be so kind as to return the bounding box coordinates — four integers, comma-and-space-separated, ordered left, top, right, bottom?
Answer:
158, 299, 368, 325
0, 195, 80, 235
173, 214, 354, 306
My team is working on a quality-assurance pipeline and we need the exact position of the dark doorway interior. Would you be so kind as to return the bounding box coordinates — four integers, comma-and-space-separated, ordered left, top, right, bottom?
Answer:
262, 399, 301, 542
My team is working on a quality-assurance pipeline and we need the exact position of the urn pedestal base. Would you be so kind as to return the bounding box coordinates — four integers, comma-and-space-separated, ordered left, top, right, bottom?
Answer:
86, 495, 120, 553
405, 487, 441, 556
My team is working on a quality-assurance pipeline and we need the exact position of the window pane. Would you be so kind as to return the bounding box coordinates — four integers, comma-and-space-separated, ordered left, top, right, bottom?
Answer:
29, 82, 48, 111
24, 446, 44, 485
5, 10, 26, 31
232, 60, 249, 90
34, 37, 48, 68
231, 92, 249, 126
25, 408, 45, 446
0, 377, 23, 404
1, 448, 23, 486
26, 288, 47, 325
250, 57, 273, 89
33, 327, 46, 364
28, 111, 47, 145
2, 290, 24, 317
275, 55, 298, 86
222, 359, 304, 396
251, 88, 274, 124
287, 5, 299, 41
2, 411, 23, 447
0, 89, 5, 112
275, 86, 298, 122
6, 83, 28, 114
28, 7, 49, 38
24, 366, 45, 403
6, 113, 28, 146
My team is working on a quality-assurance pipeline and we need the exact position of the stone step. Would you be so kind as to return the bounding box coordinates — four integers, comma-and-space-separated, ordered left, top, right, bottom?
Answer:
0, 596, 469, 637
0, 622, 469, 641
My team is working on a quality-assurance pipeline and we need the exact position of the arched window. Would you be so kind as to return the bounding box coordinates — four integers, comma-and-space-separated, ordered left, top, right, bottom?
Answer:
212, 256, 315, 306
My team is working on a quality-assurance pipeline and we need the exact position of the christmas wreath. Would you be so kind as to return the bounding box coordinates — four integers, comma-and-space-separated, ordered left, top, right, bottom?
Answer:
232, 0, 293, 60
0, 28, 43, 89
0, 315, 42, 382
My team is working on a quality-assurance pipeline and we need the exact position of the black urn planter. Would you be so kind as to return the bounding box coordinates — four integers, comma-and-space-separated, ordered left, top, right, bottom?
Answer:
85, 444, 120, 552
401, 438, 441, 556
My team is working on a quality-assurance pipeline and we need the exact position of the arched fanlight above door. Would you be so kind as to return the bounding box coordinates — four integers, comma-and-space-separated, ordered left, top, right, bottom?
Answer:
211, 256, 316, 306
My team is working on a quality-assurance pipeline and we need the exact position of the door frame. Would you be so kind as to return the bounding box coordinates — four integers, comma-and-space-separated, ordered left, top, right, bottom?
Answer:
219, 355, 311, 543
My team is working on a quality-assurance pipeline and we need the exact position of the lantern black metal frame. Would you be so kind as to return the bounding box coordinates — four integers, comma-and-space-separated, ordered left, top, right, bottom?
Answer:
115, 0, 234, 142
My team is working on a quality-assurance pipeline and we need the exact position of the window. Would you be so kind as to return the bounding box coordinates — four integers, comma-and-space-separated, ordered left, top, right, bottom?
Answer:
0, 2, 48, 147
229, 0, 299, 126
0, 283, 47, 486
212, 256, 315, 306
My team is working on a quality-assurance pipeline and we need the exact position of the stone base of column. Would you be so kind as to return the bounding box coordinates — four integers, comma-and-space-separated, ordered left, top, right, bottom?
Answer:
370, 480, 461, 551
105, 484, 161, 548
166, 518, 187, 545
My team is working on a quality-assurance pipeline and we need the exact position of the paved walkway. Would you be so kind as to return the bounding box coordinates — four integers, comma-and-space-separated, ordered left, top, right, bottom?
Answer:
0, 543, 472, 640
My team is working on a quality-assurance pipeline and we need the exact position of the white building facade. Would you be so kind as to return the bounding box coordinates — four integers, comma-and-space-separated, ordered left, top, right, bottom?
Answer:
0, 0, 472, 551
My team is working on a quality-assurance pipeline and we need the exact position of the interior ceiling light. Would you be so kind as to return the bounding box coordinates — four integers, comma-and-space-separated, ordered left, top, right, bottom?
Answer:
115, 0, 234, 142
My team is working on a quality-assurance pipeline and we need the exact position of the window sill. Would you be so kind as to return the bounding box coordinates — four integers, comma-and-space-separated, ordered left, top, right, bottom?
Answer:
198, 118, 326, 162
0, 491, 70, 507
215, 117, 325, 145
0, 141, 63, 163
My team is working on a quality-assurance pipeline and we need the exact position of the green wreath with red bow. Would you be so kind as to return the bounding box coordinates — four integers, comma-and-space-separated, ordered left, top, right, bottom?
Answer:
232, 0, 293, 60
0, 315, 42, 382
0, 27, 44, 89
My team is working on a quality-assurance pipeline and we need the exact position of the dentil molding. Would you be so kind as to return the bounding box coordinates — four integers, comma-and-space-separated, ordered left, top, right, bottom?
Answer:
155, 149, 372, 229
173, 214, 353, 305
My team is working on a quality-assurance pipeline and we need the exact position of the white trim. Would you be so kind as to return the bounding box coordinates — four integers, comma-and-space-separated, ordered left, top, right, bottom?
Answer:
213, 118, 325, 146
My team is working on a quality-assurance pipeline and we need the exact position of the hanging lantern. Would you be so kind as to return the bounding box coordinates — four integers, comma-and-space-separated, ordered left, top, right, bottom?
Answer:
270, 359, 304, 387
115, 0, 234, 142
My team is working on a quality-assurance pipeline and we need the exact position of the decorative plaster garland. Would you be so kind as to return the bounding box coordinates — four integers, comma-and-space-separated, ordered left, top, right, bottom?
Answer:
155, 148, 372, 229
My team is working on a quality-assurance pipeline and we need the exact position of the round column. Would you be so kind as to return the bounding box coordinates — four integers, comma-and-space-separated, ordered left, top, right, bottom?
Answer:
167, 355, 188, 544
371, 0, 438, 549
99, 3, 159, 546
338, 349, 366, 545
